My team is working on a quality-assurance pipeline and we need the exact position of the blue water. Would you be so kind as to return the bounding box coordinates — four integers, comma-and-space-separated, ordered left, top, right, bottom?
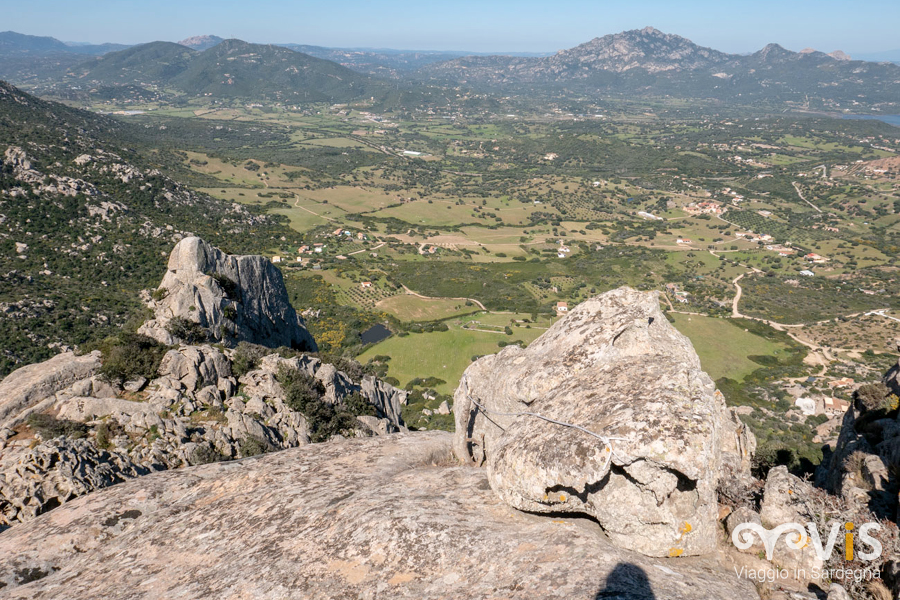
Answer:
843, 114, 900, 127
360, 324, 392, 345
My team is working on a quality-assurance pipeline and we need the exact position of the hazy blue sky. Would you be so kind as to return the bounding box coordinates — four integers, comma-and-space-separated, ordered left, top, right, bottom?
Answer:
4, 0, 899, 54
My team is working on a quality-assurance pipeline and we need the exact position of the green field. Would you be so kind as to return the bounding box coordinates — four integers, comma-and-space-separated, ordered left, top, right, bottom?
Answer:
375, 294, 479, 321
669, 313, 786, 381
358, 323, 544, 395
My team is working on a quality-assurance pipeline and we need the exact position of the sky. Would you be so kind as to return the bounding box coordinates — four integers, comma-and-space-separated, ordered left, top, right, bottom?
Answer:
3, 0, 899, 55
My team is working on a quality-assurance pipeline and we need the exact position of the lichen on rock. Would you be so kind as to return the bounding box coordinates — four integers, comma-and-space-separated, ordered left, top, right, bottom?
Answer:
453, 286, 755, 557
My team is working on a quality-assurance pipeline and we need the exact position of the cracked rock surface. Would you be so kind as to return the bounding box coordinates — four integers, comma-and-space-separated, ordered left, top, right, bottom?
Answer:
0, 432, 757, 599
453, 286, 755, 557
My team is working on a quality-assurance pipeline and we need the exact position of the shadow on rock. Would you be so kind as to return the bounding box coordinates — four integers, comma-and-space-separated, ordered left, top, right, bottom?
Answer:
595, 563, 656, 599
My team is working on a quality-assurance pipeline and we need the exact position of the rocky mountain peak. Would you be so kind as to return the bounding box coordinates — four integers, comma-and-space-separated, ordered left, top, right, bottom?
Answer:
139, 237, 316, 351
176, 35, 223, 51
556, 26, 731, 73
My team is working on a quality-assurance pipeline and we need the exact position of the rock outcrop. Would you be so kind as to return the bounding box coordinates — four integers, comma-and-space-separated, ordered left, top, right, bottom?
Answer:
885, 340, 900, 397
0, 345, 407, 528
139, 237, 316, 350
453, 287, 755, 557
0, 438, 154, 528
0, 351, 101, 428
0, 432, 758, 599
816, 369, 900, 519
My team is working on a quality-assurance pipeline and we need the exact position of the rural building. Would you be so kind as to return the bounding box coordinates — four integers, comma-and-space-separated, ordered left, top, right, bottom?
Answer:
824, 397, 850, 417
556, 302, 568, 313
799, 270, 815, 277
828, 377, 855, 389
271, 256, 282, 263
676, 238, 692, 245
361, 282, 373, 288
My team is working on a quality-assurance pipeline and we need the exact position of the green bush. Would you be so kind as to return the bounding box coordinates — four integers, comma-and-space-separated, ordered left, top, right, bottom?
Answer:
98, 333, 167, 385
232, 342, 268, 377
165, 317, 208, 344
855, 383, 895, 412
209, 273, 239, 300
94, 421, 122, 450
276, 365, 377, 442
190, 444, 227, 465
239, 436, 270, 457
27, 413, 89, 440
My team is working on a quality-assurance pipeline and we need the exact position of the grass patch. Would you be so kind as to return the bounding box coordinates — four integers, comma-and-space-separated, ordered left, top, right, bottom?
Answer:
669, 313, 788, 381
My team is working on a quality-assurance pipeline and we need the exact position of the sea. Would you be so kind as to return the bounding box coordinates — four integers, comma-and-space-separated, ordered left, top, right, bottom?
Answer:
843, 114, 900, 127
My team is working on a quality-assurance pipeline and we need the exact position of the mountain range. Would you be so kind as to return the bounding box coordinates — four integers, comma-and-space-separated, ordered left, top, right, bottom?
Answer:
1, 27, 898, 110
0, 31, 128, 56
415, 27, 900, 109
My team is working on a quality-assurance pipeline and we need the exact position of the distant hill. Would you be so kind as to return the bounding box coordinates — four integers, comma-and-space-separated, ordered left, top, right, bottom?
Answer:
418, 27, 900, 110
277, 45, 551, 78
52, 39, 423, 104
0, 31, 127, 55
67, 41, 197, 84
167, 39, 389, 102
177, 35, 224, 51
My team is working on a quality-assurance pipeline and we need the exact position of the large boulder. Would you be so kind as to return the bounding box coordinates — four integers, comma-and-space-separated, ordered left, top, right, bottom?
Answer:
758, 466, 824, 582
0, 351, 101, 429
139, 237, 316, 351
0, 432, 758, 599
453, 287, 754, 558
157, 345, 232, 392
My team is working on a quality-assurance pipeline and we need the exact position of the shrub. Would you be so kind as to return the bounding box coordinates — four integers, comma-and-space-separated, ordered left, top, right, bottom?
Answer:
855, 383, 895, 412
277, 365, 376, 442
190, 444, 227, 465
222, 305, 238, 321
751, 442, 798, 478
209, 273, 239, 300
94, 420, 123, 450
98, 333, 167, 385
232, 342, 268, 377
165, 317, 208, 344
27, 413, 89, 440
239, 436, 270, 457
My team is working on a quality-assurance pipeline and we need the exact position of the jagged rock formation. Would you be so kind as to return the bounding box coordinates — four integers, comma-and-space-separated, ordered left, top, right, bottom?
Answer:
0, 344, 407, 528
139, 237, 316, 350
0, 432, 758, 599
453, 287, 755, 557
816, 357, 900, 519
885, 341, 900, 397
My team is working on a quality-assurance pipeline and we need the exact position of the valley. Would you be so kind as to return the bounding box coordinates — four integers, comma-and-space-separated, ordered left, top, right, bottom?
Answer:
17, 90, 890, 467
2, 15, 900, 598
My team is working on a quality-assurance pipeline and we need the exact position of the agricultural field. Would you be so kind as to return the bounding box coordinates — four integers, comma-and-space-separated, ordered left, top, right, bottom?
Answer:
669, 313, 789, 381
374, 295, 479, 321
133, 100, 900, 465
358, 314, 546, 395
